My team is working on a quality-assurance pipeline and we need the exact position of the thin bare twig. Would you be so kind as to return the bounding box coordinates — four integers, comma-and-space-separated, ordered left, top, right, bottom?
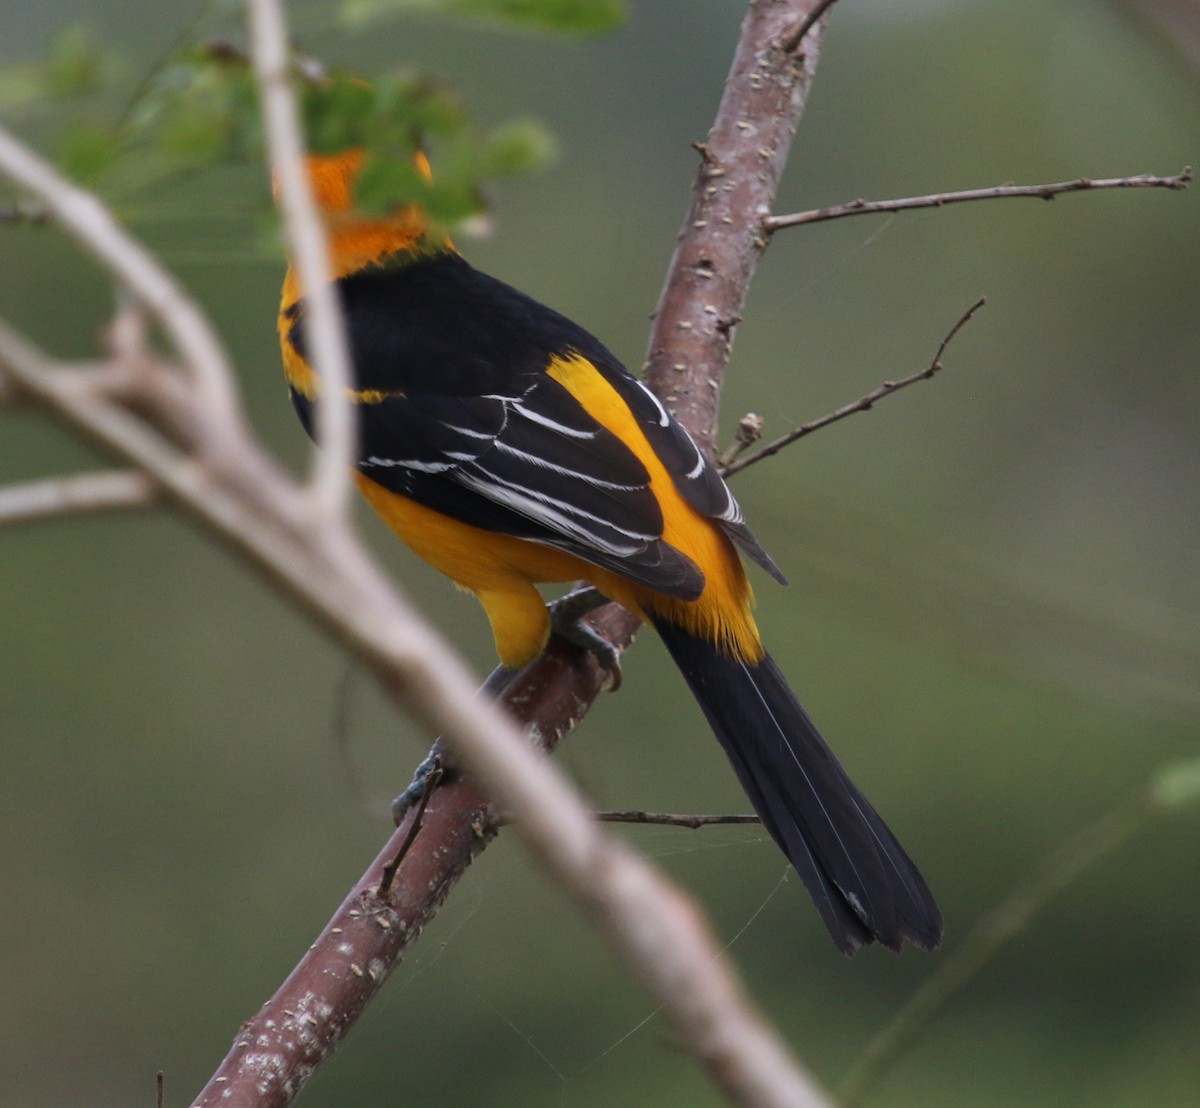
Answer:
780, 0, 841, 54
718, 411, 765, 467
0, 470, 156, 527
723, 297, 986, 478
597, 810, 761, 829
765, 169, 1192, 231
245, 0, 356, 523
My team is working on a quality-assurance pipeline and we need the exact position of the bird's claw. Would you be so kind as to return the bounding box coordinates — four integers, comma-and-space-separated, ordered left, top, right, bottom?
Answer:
391, 743, 448, 825
549, 588, 623, 691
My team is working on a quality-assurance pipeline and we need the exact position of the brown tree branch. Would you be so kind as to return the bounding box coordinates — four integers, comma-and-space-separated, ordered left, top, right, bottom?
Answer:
765, 168, 1192, 231
721, 297, 987, 478
4, 2, 1188, 1103
643, 0, 827, 445
193, 635, 628, 1108
0, 312, 827, 1108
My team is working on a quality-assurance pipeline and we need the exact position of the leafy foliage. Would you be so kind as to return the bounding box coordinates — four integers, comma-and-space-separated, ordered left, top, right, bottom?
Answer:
341, 0, 625, 34
0, 4, 607, 226
302, 71, 557, 224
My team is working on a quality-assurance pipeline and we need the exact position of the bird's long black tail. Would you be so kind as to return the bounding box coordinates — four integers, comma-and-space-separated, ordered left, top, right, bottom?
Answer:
650, 615, 942, 955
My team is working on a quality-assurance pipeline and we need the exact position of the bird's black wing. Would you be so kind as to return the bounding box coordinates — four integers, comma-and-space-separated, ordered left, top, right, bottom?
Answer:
287, 253, 705, 597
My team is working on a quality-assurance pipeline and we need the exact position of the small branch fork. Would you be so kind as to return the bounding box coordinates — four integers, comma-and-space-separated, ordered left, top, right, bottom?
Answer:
722, 297, 987, 477
765, 169, 1192, 232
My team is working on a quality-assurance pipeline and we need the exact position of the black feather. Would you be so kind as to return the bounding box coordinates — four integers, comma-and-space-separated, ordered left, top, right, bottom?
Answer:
651, 615, 942, 954
287, 250, 777, 601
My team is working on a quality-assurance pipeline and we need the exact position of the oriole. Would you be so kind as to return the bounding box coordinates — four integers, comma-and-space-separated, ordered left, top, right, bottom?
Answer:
278, 149, 942, 954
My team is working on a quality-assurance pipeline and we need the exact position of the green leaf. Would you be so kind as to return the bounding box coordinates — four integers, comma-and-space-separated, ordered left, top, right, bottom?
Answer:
302, 74, 376, 153
342, 0, 625, 34
463, 0, 625, 32
57, 122, 120, 185
159, 103, 234, 165
423, 178, 481, 223
481, 118, 557, 177
353, 154, 430, 214
45, 25, 105, 96
118, 45, 261, 177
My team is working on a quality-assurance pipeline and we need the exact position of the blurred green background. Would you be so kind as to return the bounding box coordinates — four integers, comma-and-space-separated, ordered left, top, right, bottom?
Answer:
2, 1, 1198, 1105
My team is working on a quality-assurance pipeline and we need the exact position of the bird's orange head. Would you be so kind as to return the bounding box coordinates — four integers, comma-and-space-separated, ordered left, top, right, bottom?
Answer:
281, 146, 447, 307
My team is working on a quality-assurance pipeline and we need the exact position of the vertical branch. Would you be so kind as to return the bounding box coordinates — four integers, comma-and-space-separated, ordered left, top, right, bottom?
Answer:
246, 0, 356, 522
645, 0, 829, 449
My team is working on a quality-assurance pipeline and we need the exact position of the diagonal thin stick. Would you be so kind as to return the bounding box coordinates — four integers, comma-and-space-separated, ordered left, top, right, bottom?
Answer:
722, 297, 986, 477
246, 0, 356, 524
780, 0, 841, 53
765, 169, 1192, 232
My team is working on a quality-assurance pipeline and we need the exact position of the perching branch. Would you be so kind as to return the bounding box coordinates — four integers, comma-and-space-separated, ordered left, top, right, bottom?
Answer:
201, 2, 841, 1104
643, 0, 827, 445
0, 292, 823, 1108
765, 169, 1192, 232
194, 633, 636, 1108
722, 297, 987, 477
3, 2, 1189, 1105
